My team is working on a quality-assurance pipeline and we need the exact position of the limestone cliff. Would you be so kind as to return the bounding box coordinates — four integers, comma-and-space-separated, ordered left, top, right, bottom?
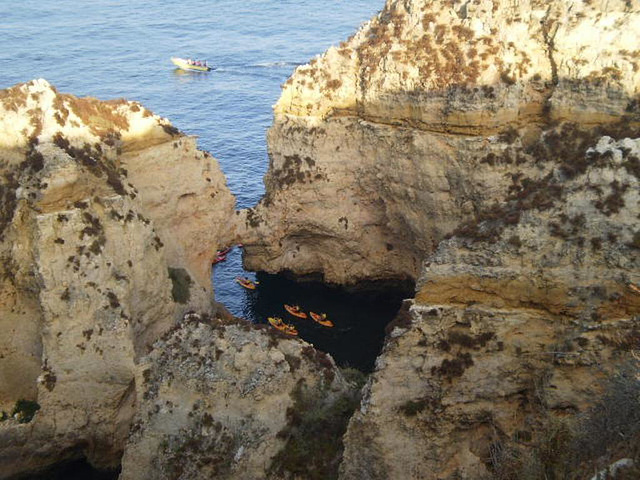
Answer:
236, 0, 639, 477
340, 136, 639, 479
120, 313, 360, 480
241, 0, 639, 285
0, 80, 235, 477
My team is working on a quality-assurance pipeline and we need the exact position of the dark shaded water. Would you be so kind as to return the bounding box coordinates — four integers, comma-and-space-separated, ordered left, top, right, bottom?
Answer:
214, 248, 409, 371
15, 459, 119, 480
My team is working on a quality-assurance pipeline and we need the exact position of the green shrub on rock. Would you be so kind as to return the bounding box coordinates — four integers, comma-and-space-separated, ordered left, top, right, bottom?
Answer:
268, 380, 361, 480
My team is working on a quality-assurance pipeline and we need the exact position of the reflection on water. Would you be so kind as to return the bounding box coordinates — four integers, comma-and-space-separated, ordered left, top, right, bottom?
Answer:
171, 67, 214, 81
213, 247, 409, 372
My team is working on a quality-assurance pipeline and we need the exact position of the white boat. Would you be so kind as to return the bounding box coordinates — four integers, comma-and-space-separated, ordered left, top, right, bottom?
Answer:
171, 57, 212, 72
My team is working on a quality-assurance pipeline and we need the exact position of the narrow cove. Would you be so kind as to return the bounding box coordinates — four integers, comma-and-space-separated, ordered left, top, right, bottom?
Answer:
212, 246, 413, 372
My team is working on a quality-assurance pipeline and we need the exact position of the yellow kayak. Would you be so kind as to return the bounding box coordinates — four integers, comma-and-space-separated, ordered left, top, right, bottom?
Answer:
310, 311, 334, 328
268, 317, 298, 336
284, 304, 307, 319
171, 57, 212, 72
236, 277, 258, 290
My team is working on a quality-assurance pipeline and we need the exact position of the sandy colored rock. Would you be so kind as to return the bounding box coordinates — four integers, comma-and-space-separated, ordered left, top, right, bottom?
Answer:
0, 80, 236, 477
0, 79, 236, 305
340, 136, 639, 479
340, 301, 638, 480
231, 0, 640, 477
120, 134, 235, 293
241, 0, 639, 285
120, 313, 359, 480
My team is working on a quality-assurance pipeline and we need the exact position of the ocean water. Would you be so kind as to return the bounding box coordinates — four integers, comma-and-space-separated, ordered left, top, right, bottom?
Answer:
214, 247, 408, 371
0, 0, 380, 208
0, 1, 409, 373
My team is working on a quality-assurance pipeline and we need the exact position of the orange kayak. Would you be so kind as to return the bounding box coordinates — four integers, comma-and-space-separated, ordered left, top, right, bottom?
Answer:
284, 304, 307, 319
310, 311, 334, 327
236, 277, 258, 290
268, 317, 298, 335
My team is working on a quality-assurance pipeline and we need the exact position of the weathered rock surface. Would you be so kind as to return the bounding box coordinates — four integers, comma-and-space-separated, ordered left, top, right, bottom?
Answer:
233, 0, 639, 478
340, 137, 640, 479
0, 80, 235, 477
120, 313, 359, 480
241, 0, 639, 285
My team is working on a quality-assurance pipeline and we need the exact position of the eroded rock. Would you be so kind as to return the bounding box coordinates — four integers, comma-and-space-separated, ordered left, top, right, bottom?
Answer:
241, 0, 639, 285
339, 136, 639, 479
120, 313, 360, 480
233, 0, 639, 477
0, 79, 235, 477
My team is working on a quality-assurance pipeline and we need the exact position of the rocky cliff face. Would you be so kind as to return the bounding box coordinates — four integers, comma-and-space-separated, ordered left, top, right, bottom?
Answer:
0, 80, 235, 477
236, 0, 639, 478
2, 0, 639, 476
241, 0, 639, 286
340, 136, 639, 479
120, 313, 360, 480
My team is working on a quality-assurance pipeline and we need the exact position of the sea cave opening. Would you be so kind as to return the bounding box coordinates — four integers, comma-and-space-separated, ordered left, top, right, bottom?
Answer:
212, 246, 414, 372
17, 458, 120, 480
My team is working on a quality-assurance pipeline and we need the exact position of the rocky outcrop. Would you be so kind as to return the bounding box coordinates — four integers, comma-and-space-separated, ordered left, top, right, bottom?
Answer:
241, 0, 639, 285
119, 130, 235, 294
341, 301, 639, 479
234, 0, 639, 478
0, 80, 235, 477
120, 313, 360, 480
340, 136, 639, 479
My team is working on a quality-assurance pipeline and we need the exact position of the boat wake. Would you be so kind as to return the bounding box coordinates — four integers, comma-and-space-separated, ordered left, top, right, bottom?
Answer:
252, 61, 301, 68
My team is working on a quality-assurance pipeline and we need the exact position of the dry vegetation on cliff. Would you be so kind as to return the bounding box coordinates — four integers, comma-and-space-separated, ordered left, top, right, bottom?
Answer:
120, 313, 364, 480
0, 79, 236, 477
489, 362, 640, 480
238, 1, 640, 479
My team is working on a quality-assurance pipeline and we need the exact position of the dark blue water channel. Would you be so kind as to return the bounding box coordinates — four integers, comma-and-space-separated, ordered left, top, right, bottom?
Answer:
213, 248, 408, 372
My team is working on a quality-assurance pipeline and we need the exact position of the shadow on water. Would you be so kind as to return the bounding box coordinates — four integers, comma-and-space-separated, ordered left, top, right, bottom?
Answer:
171, 67, 215, 80
213, 247, 412, 372
16, 459, 120, 480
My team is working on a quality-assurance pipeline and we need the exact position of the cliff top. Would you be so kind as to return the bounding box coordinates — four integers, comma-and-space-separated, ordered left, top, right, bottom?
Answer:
276, 0, 639, 126
0, 79, 179, 153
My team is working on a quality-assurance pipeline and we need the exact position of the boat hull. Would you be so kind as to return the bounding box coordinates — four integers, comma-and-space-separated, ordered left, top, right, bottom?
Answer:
284, 305, 307, 319
268, 317, 298, 335
171, 57, 211, 72
236, 277, 256, 290
213, 255, 226, 264
310, 312, 334, 327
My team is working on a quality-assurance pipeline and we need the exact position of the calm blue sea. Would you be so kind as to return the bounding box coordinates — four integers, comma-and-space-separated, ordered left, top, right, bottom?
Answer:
0, 0, 380, 208
0, 0, 409, 373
